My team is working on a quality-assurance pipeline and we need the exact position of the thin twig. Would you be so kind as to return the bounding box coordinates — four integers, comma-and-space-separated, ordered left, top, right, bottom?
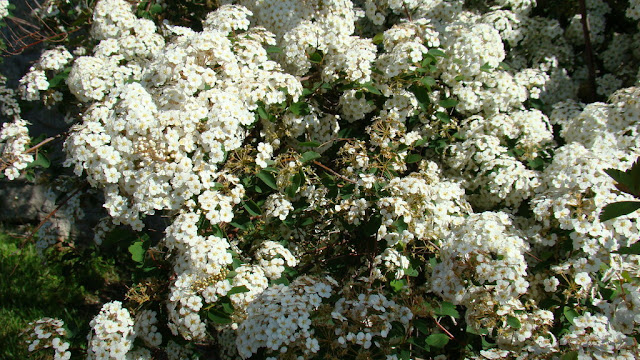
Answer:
578, 0, 597, 102
312, 160, 357, 184
434, 317, 455, 339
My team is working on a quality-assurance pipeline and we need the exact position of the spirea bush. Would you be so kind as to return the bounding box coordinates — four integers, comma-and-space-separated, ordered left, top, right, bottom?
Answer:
2, 0, 640, 359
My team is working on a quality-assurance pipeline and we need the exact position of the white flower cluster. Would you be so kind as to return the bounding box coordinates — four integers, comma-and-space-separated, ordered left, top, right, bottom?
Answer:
376, 20, 440, 79
265, 193, 294, 221
236, 276, 334, 358
364, 0, 464, 25
133, 310, 162, 348
628, 0, 640, 20
231, 0, 376, 83
373, 247, 410, 279
0, 0, 9, 19
0, 75, 21, 120
376, 173, 470, 246
255, 240, 298, 279
87, 301, 135, 359
559, 312, 638, 359
438, 22, 505, 85
19, 46, 72, 103
167, 273, 208, 341
431, 212, 530, 311
65, 1, 300, 230
228, 265, 270, 315
533, 88, 640, 259
481, 10, 527, 48
26, 0, 640, 357
23, 318, 71, 360
0, 118, 33, 180
446, 109, 553, 208
332, 291, 412, 350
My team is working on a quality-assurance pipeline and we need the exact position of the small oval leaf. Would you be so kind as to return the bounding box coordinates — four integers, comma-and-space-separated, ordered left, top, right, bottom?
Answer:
426, 333, 450, 348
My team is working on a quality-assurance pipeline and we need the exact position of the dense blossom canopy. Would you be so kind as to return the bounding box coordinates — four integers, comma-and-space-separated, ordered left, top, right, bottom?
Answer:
2, 0, 640, 359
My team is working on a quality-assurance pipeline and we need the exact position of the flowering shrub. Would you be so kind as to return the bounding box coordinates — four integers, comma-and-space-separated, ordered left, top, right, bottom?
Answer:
2, 0, 640, 358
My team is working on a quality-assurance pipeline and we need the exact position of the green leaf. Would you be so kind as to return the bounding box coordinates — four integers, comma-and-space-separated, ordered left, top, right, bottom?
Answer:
266, 46, 282, 53
413, 319, 430, 335
149, 3, 163, 14
363, 83, 381, 95
257, 106, 269, 120
428, 48, 446, 57
371, 33, 384, 45
405, 153, 422, 164
272, 276, 290, 286
227, 285, 250, 296
208, 310, 232, 324
527, 157, 545, 170
410, 85, 430, 105
243, 200, 262, 216
439, 98, 458, 108
392, 216, 408, 232
481, 336, 495, 349
222, 302, 234, 314
434, 301, 459, 318
421, 76, 437, 89
404, 266, 419, 277
390, 279, 407, 292
257, 170, 278, 190
372, 33, 384, 45
564, 307, 579, 325
414, 137, 429, 147
128, 241, 145, 263
290, 101, 310, 116
498, 62, 511, 71
604, 157, 640, 196
48, 68, 71, 88
600, 201, 640, 222
27, 153, 51, 169
309, 51, 323, 64
435, 111, 450, 123
480, 62, 493, 72
229, 221, 247, 230
407, 337, 429, 352
300, 217, 314, 226
286, 170, 304, 198
426, 333, 450, 348
562, 351, 579, 360
466, 325, 489, 335
507, 315, 521, 329
300, 151, 321, 163
613, 242, 640, 255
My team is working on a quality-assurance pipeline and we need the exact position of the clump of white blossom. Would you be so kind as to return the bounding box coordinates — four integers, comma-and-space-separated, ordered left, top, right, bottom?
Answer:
0, 117, 32, 180
87, 301, 135, 359
236, 276, 334, 358
13, 0, 640, 358
0, 0, 10, 19
19, 46, 72, 104
431, 212, 530, 326
331, 289, 413, 353
23, 318, 71, 360
0, 75, 33, 180
254, 240, 298, 279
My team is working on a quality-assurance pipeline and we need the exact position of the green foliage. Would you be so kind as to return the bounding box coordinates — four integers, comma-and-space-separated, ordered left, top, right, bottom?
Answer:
600, 156, 640, 222
0, 227, 120, 359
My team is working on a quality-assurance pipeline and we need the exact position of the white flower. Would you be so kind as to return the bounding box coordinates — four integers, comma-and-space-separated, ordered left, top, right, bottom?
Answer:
574, 272, 592, 288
